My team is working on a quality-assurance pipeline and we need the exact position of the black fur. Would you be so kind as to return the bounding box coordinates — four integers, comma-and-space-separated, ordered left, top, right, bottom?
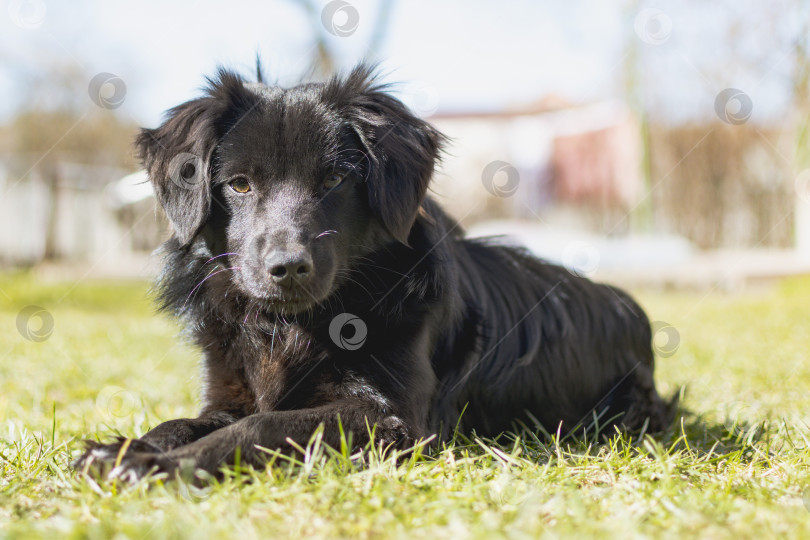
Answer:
74, 64, 673, 481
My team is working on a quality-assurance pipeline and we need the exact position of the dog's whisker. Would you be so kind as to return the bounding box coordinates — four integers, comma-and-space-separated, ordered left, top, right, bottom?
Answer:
243, 300, 256, 325
183, 266, 242, 309
337, 276, 375, 302
203, 252, 241, 265
315, 230, 339, 240
344, 257, 410, 279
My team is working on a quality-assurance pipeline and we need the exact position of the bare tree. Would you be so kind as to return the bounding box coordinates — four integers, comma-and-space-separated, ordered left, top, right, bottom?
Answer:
291, 0, 395, 76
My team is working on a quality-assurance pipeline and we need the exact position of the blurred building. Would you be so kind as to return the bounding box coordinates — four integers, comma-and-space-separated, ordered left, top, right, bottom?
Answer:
430, 100, 802, 253
0, 158, 165, 266
429, 98, 642, 233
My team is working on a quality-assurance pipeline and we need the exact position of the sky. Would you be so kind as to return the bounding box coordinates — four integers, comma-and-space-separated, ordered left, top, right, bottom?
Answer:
0, 0, 804, 126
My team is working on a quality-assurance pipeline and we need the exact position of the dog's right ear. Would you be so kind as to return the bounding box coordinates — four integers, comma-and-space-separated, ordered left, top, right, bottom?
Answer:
135, 99, 217, 245
135, 69, 258, 245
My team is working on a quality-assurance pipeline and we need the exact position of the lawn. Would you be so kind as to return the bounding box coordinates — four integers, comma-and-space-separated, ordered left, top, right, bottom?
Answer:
1, 271, 809, 539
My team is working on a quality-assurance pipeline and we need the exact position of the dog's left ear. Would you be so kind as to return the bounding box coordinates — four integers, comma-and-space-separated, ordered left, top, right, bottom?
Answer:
334, 67, 445, 245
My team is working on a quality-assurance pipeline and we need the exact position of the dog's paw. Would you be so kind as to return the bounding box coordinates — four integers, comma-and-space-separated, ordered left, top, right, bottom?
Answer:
107, 452, 179, 483
376, 415, 413, 449
72, 437, 166, 481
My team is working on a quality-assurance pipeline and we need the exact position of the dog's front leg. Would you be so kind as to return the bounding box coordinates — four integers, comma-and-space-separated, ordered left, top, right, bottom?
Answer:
107, 401, 410, 480
72, 410, 239, 475
138, 410, 240, 450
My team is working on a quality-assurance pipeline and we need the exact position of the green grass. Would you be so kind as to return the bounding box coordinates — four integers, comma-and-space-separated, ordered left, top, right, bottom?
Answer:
1, 271, 809, 539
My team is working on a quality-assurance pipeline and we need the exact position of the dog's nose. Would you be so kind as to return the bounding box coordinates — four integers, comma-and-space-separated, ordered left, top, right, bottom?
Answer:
265, 249, 313, 288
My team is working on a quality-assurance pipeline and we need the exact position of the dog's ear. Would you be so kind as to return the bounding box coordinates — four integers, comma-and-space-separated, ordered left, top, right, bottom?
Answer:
135, 99, 216, 245
329, 66, 445, 245
135, 69, 258, 245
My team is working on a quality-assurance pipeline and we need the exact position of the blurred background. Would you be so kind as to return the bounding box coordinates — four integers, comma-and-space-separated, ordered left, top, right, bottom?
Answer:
4, 5, 810, 532
1, 0, 809, 289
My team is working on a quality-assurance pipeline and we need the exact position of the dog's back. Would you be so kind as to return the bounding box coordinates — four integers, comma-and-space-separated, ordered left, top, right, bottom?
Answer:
419, 200, 671, 437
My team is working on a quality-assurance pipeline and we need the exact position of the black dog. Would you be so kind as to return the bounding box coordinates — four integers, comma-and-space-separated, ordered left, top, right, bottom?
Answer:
75, 64, 673, 481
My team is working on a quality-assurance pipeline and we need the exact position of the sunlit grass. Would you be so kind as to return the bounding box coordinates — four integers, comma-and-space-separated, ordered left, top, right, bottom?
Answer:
1, 272, 809, 539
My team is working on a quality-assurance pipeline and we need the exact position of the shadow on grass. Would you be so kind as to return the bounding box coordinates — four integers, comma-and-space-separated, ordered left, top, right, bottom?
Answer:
433, 403, 803, 470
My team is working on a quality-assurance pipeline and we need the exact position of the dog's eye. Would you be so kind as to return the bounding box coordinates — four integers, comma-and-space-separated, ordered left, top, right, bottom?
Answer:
229, 177, 251, 194
323, 172, 345, 190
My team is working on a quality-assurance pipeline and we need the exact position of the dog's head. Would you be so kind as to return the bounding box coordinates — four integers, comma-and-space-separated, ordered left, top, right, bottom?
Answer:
137, 65, 443, 314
